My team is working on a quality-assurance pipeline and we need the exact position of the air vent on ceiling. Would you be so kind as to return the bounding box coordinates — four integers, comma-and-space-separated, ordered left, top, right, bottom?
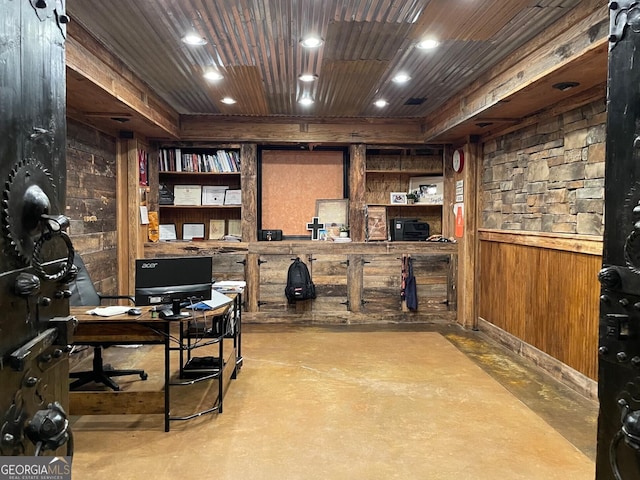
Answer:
404, 97, 426, 106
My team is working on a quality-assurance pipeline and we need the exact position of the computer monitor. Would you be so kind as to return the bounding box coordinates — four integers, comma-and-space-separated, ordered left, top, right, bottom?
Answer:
135, 256, 213, 320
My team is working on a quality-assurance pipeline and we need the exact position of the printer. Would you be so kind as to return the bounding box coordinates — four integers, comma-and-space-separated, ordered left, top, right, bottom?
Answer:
391, 218, 430, 241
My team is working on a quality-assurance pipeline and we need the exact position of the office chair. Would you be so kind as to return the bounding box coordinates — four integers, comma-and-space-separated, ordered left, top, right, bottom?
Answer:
69, 254, 148, 391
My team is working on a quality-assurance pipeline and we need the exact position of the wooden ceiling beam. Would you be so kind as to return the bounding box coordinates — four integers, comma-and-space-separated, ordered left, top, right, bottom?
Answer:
66, 21, 180, 139
180, 116, 428, 145
422, 0, 609, 142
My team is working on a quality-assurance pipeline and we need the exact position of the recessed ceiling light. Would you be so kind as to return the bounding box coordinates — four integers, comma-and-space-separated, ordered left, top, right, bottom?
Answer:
181, 32, 207, 46
416, 39, 439, 50
374, 99, 388, 108
221, 97, 236, 104
300, 36, 323, 48
392, 73, 411, 84
298, 73, 318, 82
298, 97, 314, 106
203, 70, 224, 81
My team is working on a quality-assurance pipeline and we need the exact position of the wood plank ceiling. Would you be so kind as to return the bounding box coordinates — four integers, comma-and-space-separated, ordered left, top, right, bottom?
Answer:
65, 0, 607, 142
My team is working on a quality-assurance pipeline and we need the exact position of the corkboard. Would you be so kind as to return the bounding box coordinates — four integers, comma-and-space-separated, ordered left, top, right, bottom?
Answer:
261, 150, 344, 236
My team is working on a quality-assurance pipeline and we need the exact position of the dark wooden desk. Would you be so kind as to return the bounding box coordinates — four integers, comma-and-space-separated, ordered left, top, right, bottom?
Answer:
70, 302, 236, 432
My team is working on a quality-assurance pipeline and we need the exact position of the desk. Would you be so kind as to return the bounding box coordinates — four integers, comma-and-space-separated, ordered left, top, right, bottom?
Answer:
70, 301, 239, 432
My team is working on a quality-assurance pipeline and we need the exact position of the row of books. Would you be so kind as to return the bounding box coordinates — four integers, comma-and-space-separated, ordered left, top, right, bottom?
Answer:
159, 149, 240, 173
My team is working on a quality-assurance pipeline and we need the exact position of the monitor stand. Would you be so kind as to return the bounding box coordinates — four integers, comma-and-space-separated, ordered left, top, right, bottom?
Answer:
160, 299, 191, 321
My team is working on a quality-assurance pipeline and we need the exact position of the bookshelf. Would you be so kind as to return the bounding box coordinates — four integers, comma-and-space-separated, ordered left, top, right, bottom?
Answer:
157, 147, 242, 240
365, 147, 444, 238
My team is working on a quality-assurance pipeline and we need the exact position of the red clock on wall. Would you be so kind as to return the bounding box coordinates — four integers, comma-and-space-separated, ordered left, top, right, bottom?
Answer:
452, 149, 464, 173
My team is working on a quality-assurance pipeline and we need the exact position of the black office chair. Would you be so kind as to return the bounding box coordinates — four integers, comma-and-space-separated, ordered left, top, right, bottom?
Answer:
69, 254, 148, 391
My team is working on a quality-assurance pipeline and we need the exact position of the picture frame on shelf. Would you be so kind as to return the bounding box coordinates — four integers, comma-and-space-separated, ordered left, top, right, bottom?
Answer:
316, 199, 348, 238
208, 219, 225, 240
366, 206, 387, 241
390, 192, 408, 205
224, 189, 242, 205
202, 185, 227, 206
182, 223, 205, 240
173, 185, 202, 206
227, 219, 242, 237
159, 224, 177, 241
409, 176, 444, 205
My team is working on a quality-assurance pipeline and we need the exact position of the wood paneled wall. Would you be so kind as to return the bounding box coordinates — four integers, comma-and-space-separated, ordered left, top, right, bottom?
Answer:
66, 119, 119, 294
478, 230, 601, 380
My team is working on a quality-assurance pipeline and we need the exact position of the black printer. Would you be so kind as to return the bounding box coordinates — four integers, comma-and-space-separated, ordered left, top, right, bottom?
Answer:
391, 218, 430, 241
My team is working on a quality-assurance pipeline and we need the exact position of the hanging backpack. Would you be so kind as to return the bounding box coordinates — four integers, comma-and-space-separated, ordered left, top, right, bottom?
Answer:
285, 257, 316, 303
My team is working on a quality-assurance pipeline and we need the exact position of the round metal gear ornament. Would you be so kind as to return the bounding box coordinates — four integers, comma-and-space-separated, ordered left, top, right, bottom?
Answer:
3, 159, 58, 263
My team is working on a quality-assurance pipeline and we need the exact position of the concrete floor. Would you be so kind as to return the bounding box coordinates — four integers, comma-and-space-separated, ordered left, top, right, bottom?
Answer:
69, 323, 597, 479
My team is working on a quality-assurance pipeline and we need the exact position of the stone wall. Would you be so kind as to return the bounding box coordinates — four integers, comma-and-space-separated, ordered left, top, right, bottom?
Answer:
66, 119, 119, 294
481, 98, 606, 236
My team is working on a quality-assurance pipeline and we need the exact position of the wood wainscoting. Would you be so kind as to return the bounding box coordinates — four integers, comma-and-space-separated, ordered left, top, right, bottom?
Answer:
478, 229, 602, 393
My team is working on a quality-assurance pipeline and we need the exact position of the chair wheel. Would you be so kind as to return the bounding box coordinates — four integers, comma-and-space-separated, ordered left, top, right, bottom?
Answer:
140, 373, 148, 380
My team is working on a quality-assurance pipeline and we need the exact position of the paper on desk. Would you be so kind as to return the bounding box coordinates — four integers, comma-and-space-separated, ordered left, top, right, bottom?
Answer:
185, 289, 233, 311
213, 280, 246, 293
88, 306, 132, 317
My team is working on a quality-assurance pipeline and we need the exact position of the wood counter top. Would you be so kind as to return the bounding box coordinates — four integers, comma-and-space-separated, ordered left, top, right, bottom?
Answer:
144, 239, 458, 256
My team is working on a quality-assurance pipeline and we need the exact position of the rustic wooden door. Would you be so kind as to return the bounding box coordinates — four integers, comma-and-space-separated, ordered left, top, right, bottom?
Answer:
597, 4, 640, 478
0, 0, 73, 458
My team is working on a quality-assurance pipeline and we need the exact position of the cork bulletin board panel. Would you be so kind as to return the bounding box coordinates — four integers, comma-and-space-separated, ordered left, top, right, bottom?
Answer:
261, 150, 344, 236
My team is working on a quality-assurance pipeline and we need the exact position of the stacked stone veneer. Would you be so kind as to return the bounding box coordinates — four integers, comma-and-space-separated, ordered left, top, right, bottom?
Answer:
482, 99, 606, 236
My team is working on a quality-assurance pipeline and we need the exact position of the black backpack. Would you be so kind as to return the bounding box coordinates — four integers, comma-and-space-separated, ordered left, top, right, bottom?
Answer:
285, 257, 316, 303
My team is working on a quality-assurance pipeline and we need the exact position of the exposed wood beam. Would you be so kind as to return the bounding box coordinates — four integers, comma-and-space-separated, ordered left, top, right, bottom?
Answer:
66, 20, 180, 139
180, 116, 427, 144
423, 0, 608, 142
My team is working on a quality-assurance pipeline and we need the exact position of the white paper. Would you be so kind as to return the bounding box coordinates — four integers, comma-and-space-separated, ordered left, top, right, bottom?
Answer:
185, 289, 233, 310
87, 306, 132, 317
139, 205, 150, 224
